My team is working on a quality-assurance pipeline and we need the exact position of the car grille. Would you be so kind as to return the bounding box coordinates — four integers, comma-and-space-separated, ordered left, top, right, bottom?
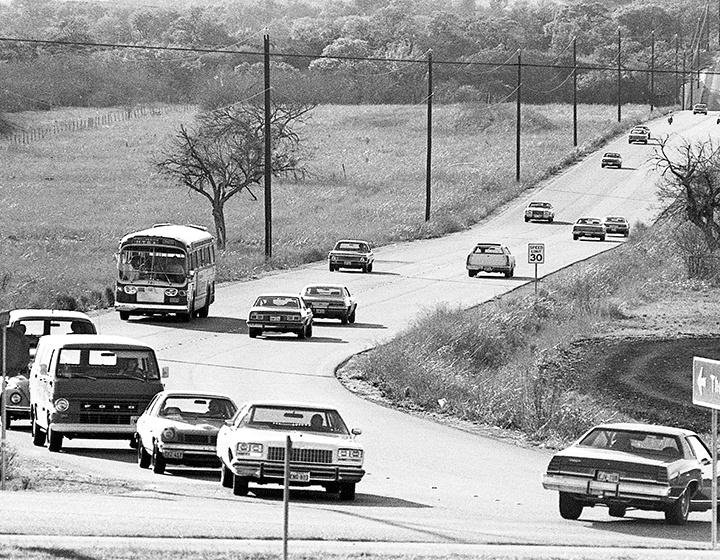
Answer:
80, 401, 139, 425
181, 433, 217, 445
267, 446, 333, 464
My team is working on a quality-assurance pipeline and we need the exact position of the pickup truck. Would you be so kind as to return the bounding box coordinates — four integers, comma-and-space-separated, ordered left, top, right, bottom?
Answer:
466, 243, 516, 278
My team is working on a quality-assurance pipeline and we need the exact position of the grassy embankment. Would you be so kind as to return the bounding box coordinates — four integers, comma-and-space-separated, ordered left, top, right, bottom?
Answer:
0, 102, 651, 311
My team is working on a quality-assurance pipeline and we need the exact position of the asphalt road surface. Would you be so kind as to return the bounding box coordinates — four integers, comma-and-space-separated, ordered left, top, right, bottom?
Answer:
3, 110, 720, 553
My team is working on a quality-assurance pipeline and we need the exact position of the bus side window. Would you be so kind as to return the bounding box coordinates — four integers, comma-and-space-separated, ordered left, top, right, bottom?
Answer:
191, 250, 198, 271
209, 245, 215, 264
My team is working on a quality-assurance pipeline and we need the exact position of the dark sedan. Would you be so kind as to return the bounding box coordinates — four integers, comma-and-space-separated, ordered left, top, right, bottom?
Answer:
542, 422, 719, 525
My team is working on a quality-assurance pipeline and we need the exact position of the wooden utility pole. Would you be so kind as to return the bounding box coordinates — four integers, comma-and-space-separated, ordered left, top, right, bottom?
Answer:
425, 51, 432, 222
263, 34, 272, 260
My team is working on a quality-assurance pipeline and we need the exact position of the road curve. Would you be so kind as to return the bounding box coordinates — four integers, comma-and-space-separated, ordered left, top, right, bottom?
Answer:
3, 110, 720, 550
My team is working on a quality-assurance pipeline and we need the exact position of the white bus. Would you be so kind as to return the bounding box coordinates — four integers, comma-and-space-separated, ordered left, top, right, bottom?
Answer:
114, 224, 216, 322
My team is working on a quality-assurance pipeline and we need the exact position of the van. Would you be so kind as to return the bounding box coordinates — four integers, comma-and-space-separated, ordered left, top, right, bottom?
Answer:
29, 334, 168, 452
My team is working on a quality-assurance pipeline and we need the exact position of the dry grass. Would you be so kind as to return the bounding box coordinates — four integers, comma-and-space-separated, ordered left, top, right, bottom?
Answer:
0, 102, 653, 311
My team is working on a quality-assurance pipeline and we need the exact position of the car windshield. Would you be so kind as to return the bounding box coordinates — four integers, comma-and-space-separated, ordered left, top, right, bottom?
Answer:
13, 317, 96, 349
605, 153, 620, 158
577, 218, 600, 225
239, 405, 350, 435
254, 296, 300, 308
335, 242, 368, 252
304, 286, 344, 297
605, 216, 625, 223
578, 428, 682, 459
55, 348, 160, 380
159, 396, 236, 420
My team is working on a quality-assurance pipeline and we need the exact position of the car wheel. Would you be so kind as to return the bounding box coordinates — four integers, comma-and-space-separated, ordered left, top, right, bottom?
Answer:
248, 327, 260, 338
600, 235, 606, 241
119, 311, 130, 321
367, 263, 373, 273
329, 263, 335, 272
468, 270, 477, 277
298, 325, 306, 339
524, 217, 530, 222
152, 444, 166, 474
31, 413, 45, 447
233, 474, 249, 496
137, 437, 151, 468
665, 488, 690, 525
548, 217, 554, 223
624, 232, 629, 237
559, 492, 583, 520
47, 426, 63, 452
325, 483, 340, 494
305, 323, 313, 338
573, 234, 579, 240
608, 505, 626, 518
221, 463, 233, 488
348, 308, 356, 324
339, 482, 356, 501
341, 313, 348, 325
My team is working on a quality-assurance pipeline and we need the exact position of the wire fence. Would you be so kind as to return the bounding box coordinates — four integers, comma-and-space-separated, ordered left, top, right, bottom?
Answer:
1, 103, 195, 148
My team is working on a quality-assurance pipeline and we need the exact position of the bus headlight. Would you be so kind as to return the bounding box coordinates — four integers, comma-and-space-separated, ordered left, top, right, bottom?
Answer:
123, 286, 138, 294
9, 392, 22, 405
164, 288, 178, 296
54, 398, 70, 412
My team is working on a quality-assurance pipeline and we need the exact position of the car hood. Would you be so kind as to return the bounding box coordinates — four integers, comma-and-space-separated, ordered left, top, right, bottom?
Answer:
222, 426, 360, 447
158, 418, 225, 431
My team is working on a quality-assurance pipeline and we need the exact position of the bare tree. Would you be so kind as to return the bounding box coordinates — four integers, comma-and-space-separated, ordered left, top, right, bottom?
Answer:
155, 101, 315, 249
654, 136, 720, 253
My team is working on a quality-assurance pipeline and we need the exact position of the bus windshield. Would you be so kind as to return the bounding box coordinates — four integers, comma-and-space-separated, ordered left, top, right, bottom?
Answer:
118, 248, 186, 285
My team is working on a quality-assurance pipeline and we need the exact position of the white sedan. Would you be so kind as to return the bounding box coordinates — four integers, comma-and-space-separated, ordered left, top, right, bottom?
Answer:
135, 390, 238, 474
216, 400, 365, 500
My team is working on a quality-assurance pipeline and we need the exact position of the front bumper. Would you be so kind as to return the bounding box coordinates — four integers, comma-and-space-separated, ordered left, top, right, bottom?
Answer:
230, 459, 365, 486
159, 443, 220, 467
5, 405, 30, 419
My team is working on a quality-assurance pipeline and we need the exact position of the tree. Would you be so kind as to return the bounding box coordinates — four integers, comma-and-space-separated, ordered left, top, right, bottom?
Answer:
155, 101, 315, 250
654, 137, 720, 253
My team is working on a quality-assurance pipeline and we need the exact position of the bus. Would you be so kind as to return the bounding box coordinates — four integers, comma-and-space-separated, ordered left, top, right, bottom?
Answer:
114, 224, 216, 322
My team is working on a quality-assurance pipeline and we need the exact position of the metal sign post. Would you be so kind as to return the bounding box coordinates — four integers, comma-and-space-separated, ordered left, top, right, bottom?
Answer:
692, 356, 720, 548
527, 243, 545, 294
283, 435, 291, 560
1, 326, 6, 491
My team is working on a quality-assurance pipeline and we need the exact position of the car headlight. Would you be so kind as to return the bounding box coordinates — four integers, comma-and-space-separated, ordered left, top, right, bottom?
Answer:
9, 392, 22, 405
161, 427, 178, 442
123, 286, 138, 294
236, 442, 263, 456
338, 448, 363, 462
54, 398, 70, 412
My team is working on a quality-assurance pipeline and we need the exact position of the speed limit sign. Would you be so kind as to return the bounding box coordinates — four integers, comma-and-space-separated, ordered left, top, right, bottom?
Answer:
528, 243, 545, 264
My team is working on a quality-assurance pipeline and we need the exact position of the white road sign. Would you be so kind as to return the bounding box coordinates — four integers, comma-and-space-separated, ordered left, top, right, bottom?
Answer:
528, 243, 545, 265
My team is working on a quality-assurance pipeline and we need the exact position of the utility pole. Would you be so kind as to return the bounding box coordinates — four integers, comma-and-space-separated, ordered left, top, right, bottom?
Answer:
573, 37, 578, 147
617, 27, 622, 123
263, 34, 272, 260
425, 51, 432, 222
516, 49, 521, 183
650, 30, 655, 112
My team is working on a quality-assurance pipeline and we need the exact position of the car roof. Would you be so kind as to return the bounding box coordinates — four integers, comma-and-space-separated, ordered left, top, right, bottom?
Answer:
604, 215, 627, 220
240, 400, 341, 411
156, 390, 236, 400
334, 239, 370, 245
254, 293, 301, 298
527, 201, 552, 205
576, 217, 601, 222
592, 422, 697, 437
604, 152, 620, 156
36, 334, 154, 350
9, 309, 94, 322
302, 283, 347, 290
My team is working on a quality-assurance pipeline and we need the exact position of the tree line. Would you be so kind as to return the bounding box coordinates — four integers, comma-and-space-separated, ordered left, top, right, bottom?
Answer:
0, 0, 714, 113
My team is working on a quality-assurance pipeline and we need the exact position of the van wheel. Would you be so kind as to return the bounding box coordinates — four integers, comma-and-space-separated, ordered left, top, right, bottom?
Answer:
31, 414, 45, 447
220, 463, 233, 488
3, 410, 11, 430
152, 444, 166, 474
137, 437, 151, 469
233, 475, 249, 496
197, 298, 210, 318
119, 311, 130, 321
47, 426, 63, 452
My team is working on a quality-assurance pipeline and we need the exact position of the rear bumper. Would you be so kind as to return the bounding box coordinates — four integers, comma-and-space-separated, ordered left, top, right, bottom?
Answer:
247, 321, 305, 333
542, 473, 675, 504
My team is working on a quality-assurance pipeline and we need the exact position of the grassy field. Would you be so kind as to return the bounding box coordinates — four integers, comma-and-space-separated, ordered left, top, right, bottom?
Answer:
0, 102, 653, 311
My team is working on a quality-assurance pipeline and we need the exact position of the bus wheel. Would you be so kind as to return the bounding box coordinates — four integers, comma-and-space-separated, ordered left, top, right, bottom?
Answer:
198, 300, 210, 318
47, 426, 63, 452
178, 312, 191, 323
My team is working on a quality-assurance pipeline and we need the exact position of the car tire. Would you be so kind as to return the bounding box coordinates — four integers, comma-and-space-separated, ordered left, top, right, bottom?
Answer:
524, 217, 530, 222
233, 475, 249, 496
31, 410, 45, 447
468, 270, 477, 277
329, 264, 335, 272
137, 438, 151, 468
608, 505, 626, 518
600, 235, 606, 241
548, 217, 554, 223
298, 325, 306, 339
306, 323, 313, 338
47, 426, 63, 452
341, 314, 348, 325
119, 311, 130, 321
367, 263, 373, 273
348, 308, 356, 324
559, 492, 583, 520
665, 488, 690, 525
325, 483, 340, 494
221, 463, 233, 488
573, 234, 579, 240
339, 482, 356, 501
152, 444, 166, 474
248, 328, 260, 338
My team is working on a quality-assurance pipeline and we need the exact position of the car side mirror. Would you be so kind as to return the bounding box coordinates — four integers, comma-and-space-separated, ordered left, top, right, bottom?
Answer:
702, 457, 712, 466
351, 428, 362, 436
161, 366, 170, 379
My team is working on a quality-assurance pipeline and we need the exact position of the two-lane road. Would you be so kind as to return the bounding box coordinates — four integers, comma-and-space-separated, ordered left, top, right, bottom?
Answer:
3, 111, 719, 550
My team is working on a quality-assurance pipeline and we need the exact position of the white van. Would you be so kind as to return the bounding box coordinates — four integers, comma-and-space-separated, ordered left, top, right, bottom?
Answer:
29, 334, 167, 452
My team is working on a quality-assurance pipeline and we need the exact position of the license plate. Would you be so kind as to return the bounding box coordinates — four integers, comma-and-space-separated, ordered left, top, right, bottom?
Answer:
270, 316, 281, 322
596, 470, 619, 483
314, 309, 326, 314
314, 303, 328, 308
165, 450, 183, 460
289, 471, 310, 482
344, 261, 352, 265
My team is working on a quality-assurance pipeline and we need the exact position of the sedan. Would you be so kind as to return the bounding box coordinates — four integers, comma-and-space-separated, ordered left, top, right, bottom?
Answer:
247, 293, 313, 339
301, 284, 357, 324
601, 152, 622, 169
603, 215, 630, 237
542, 422, 719, 525
328, 239, 374, 273
217, 400, 365, 500
524, 201, 554, 222
135, 390, 238, 474
572, 217, 606, 241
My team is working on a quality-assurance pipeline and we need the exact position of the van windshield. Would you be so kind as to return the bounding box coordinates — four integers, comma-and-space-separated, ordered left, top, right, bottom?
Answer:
56, 348, 160, 380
